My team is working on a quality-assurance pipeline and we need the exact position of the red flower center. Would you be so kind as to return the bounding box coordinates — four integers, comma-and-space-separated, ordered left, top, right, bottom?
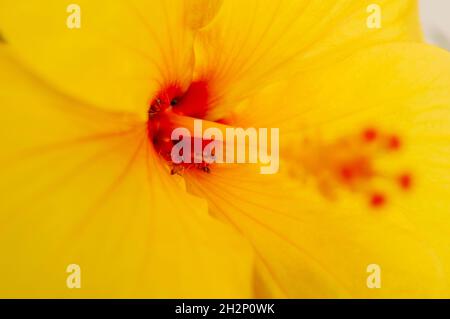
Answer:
148, 80, 219, 174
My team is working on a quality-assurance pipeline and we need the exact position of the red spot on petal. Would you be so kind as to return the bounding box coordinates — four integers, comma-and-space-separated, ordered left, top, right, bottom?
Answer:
363, 128, 378, 142
388, 135, 401, 150
340, 166, 354, 181
399, 173, 412, 190
370, 193, 386, 208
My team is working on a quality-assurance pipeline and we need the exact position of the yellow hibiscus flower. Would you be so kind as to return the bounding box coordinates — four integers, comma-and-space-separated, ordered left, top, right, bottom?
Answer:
0, 0, 449, 298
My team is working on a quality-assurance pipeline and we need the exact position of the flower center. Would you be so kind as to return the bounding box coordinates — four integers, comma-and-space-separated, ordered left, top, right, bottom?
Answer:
148, 80, 216, 175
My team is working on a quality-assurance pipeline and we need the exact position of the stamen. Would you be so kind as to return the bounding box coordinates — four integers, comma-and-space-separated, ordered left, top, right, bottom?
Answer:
398, 173, 412, 190
293, 126, 413, 209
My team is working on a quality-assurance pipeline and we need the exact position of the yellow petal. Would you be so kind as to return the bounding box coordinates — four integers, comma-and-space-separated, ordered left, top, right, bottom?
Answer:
0, 50, 254, 298
186, 164, 448, 297
193, 0, 421, 119
0, 0, 199, 115
280, 42, 450, 293
186, 43, 450, 297
184, 0, 224, 29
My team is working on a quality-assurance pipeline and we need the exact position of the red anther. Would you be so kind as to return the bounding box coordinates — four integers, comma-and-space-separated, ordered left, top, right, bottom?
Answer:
370, 193, 386, 207
399, 173, 412, 190
388, 135, 401, 150
340, 166, 354, 181
363, 128, 378, 142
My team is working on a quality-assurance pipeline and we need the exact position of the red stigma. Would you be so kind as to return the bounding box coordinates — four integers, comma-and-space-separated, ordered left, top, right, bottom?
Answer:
300, 126, 412, 209
338, 157, 372, 184
340, 166, 354, 181
388, 135, 401, 150
399, 173, 412, 190
363, 128, 377, 142
370, 193, 386, 208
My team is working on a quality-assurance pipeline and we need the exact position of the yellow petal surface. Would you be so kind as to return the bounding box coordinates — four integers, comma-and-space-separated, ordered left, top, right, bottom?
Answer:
193, 0, 421, 119
186, 164, 448, 298
0, 0, 200, 115
187, 43, 450, 297
280, 42, 450, 294
0, 50, 254, 298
